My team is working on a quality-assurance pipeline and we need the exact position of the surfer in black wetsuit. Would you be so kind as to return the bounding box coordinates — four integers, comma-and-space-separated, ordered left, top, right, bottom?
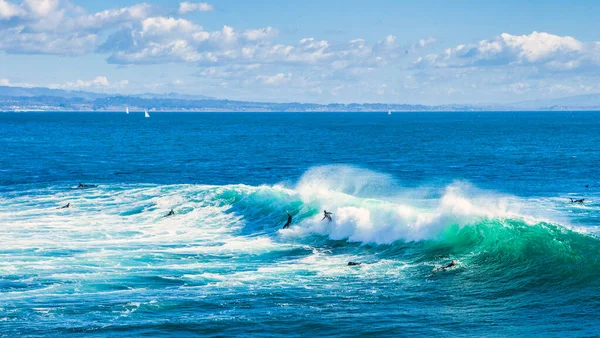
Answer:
570, 198, 585, 203
347, 262, 362, 266
442, 260, 456, 271
282, 211, 292, 229
78, 183, 97, 189
321, 210, 333, 222
58, 203, 70, 209
164, 209, 175, 217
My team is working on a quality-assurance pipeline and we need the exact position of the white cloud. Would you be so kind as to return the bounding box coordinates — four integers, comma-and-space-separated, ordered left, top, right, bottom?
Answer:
0, 0, 25, 19
69, 4, 152, 32
0, 1, 491, 104
417, 36, 436, 48
0, 27, 97, 55
0, 77, 48, 88
141, 16, 201, 37
502, 32, 582, 62
198, 64, 260, 79
243, 27, 278, 41
0, 1, 154, 55
23, 0, 60, 17
0, 0, 414, 80
51, 76, 129, 90
547, 83, 578, 95
376, 83, 387, 95
256, 73, 292, 85
505, 82, 530, 94
178, 2, 213, 14
414, 31, 600, 71
100, 20, 400, 70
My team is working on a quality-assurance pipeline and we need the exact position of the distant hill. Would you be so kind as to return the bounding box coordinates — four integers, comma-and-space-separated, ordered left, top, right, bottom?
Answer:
0, 85, 450, 112
508, 93, 600, 110
129, 92, 214, 101
0, 86, 105, 100
0, 86, 215, 101
2, 85, 600, 112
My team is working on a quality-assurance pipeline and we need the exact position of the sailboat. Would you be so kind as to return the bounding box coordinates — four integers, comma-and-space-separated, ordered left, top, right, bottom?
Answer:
144, 109, 150, 118
388, 110, 392, 115
126, 107, 129, 114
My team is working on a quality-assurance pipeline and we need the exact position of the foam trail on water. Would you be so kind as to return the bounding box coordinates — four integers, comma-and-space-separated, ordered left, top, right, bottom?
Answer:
1, 165, 598, 295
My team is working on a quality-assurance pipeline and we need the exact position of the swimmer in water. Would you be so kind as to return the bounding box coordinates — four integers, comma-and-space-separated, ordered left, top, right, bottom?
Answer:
282, 211, 292, 229
442, 260, 456, 271
58, 203, 70, 209
164, 209, 175, 217
347, 262, 362, 266
321, 210, 333, 222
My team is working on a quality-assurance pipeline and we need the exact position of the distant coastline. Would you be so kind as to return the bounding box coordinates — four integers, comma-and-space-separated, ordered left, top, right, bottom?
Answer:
2, 85, 600, 112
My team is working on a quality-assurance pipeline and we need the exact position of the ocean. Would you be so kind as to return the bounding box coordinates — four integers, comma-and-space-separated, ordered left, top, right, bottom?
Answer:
1, 111, 599, 337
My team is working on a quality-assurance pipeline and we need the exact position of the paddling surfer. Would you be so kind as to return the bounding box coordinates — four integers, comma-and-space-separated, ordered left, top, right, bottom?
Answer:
442, 260, 456, 271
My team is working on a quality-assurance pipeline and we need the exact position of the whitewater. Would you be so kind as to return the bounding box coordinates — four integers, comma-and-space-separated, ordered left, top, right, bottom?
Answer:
2, 165, 600, 336
1, 112, 600, 336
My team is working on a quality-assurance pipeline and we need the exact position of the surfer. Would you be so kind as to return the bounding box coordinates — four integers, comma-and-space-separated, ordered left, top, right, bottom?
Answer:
58, 203, 70, 209
282, 211, 292, 229
321, 210, 333, 222
441, 260, 456, 271
78, 183, 97, 189
570, 198, 585, 203
347, 262, 362, 266
164, 209, 175, 217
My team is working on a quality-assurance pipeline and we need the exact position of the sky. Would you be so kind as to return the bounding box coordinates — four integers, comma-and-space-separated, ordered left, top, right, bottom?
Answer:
1, 0, 600, 104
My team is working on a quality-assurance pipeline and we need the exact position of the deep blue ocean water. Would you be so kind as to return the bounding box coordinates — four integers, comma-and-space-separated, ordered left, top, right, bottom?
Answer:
1, 112, 599, 337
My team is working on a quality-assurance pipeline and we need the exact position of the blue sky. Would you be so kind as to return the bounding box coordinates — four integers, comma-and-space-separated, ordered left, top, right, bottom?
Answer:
1, 0, 600, 104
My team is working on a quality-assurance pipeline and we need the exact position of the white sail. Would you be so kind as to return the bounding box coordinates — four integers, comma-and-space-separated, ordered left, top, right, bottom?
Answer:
126, 107, 129, 114
388, 110, 392, 115
144, 109, 150, 118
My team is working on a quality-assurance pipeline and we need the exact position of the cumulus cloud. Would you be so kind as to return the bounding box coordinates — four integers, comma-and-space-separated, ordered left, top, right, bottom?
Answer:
197, 64, 261, 79
22, 0, 60, 17
0, 1, 458, 103
178, 2, 213, 14
243, 27, 278, 41
50, 76, 129, 90
1, 1, 151, 32
505, 82, 530, 94
99, 18, 400, 70
0, 0, 414, 76
256, 73, 292, 85
414, 31, 600, 71
68, 4, 152, 32
0, 27, 97, 55
0, 0, 154, 55
0, 0, 25, 19
417, 36, 436, 48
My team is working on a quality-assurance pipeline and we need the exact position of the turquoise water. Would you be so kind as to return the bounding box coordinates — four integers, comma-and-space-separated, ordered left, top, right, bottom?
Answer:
1, 112, 599, 336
